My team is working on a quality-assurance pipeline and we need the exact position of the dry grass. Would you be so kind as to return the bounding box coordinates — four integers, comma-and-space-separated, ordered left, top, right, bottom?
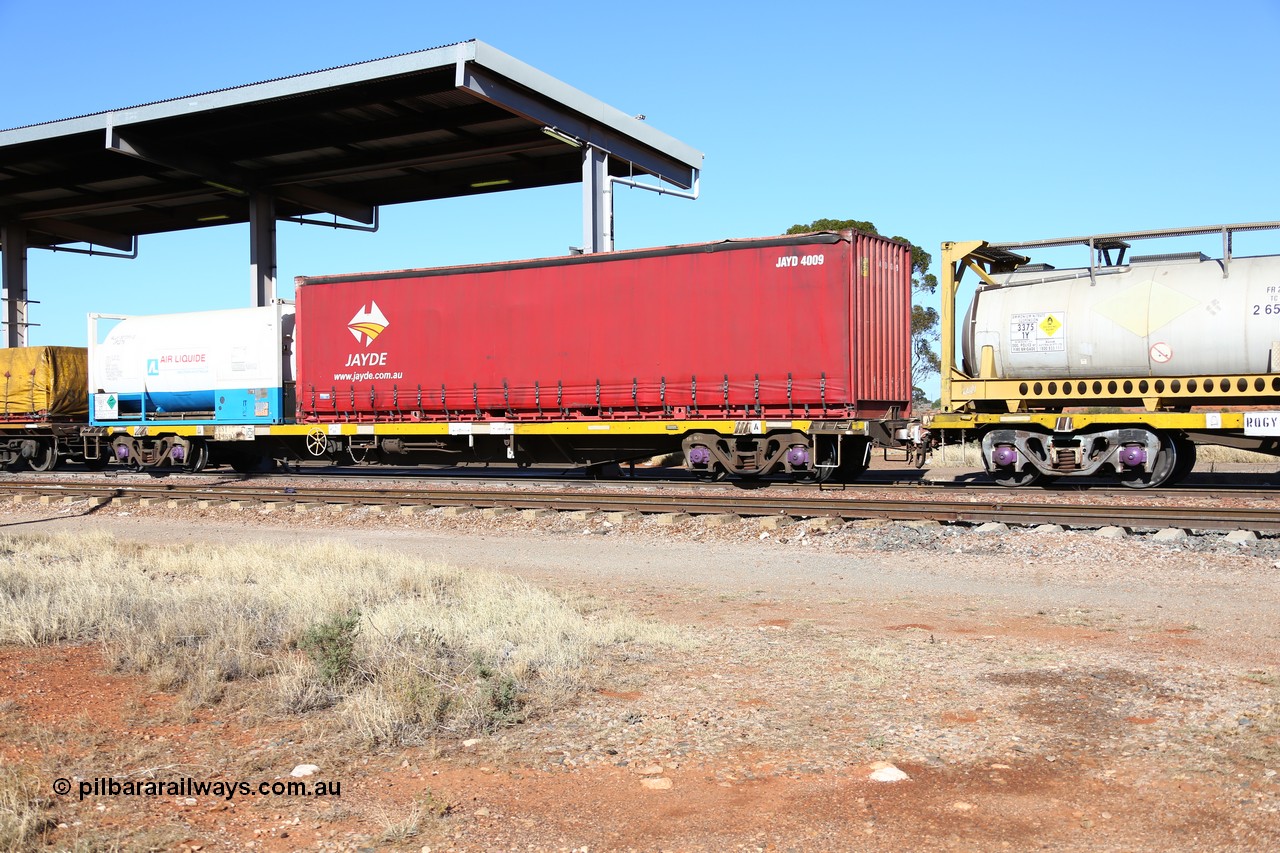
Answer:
0, 765, 53, 853
1196, 444, 1280, 463
0, 531, 687, 743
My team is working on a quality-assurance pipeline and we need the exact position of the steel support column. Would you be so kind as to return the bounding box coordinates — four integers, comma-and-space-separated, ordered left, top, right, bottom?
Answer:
0, 224, 29, 347
249, 192, 277, 305
582, 146, 613, 253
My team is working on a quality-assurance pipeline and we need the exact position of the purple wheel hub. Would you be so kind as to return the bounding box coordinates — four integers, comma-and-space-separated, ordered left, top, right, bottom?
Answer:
990, 445, 1018, 467
114, 444, 131, 461
786, 445, 810, 467
170, 445, 185, 463
686, 446, 711, 467
1118, 445, 1147, 467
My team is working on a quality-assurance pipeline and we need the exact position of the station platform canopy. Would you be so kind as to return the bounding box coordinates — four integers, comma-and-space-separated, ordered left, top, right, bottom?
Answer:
0, 40, 704, 345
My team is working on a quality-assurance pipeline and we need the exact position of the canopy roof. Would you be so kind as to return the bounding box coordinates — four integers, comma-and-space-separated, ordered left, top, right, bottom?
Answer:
0, 40, 703, 251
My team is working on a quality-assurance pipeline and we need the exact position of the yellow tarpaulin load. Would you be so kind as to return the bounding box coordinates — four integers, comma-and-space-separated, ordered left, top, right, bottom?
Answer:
0, 347, 88, 419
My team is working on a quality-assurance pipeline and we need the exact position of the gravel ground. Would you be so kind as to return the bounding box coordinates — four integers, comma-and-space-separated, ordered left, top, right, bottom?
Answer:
1, 476, 1278, 851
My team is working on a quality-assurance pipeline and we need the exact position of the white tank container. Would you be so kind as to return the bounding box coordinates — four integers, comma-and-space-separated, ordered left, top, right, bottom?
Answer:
89, 305, 294, 414
963, 254, 1280, 378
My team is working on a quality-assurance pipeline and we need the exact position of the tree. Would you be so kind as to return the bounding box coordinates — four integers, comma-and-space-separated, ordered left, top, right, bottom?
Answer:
786, 219, 940, 393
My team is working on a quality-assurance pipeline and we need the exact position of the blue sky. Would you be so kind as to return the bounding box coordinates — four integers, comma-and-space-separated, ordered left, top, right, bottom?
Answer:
2, 0, 1278, 396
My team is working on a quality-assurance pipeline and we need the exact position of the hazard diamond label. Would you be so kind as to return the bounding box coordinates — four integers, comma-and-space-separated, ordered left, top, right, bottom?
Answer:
1010, 312, 1067, 354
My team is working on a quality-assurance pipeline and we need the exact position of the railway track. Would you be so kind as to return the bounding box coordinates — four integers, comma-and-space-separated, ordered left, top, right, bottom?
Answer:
4, 478, 1279, 533
6, 463, 1280, 500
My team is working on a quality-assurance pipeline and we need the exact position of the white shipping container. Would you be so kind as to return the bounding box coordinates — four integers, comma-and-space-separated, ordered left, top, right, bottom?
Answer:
89, 305, 294, 416
964, 254, 1280, 379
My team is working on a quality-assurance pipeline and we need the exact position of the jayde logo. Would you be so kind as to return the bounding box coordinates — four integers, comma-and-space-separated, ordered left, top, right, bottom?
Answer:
348, 301, 389, 347
343, 301, 393, 370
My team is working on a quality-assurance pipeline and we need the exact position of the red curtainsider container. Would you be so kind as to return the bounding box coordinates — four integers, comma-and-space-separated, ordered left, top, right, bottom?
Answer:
294, 231, 912, 422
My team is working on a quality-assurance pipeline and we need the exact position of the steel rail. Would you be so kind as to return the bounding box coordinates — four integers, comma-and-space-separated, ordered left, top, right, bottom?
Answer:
5, 469, 1280, 501
3, 480, 1278, 532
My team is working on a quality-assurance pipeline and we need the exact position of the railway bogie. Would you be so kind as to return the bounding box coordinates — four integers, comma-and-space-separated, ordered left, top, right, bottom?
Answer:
681, 429, 874, 482
0, 427, 95, 472
977, 425, 1196, 489
79, 432, 203, 472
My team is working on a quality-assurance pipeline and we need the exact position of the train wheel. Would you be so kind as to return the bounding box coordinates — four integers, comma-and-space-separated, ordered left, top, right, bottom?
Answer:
986, 441, 1043, 487
693, 465, 726, 483
186, 440, 209, 473
28, 441, 58, 472
828, 439, 872, 483
991, 467, 1044, 487
795, 467, 835, 484
1118, 432, 1178, 489
1167, 437, 1197, 485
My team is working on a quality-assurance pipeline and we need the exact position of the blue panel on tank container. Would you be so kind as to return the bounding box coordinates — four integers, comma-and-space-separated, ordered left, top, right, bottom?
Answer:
215, 387, 283, 423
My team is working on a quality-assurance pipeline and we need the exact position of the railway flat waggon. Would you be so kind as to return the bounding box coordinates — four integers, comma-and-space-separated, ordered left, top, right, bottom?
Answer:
0, 346, 98, 471
929, 222, 1280, 487
84, 305, 294, 471
84, 230, 924, 480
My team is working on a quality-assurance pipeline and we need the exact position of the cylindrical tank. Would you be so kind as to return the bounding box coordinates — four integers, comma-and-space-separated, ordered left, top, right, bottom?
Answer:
963, 254, 1280, 379
90, 305, 293, 413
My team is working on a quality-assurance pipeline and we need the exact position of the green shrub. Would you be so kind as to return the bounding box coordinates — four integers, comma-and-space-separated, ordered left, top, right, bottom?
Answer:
300, 610, 361, 684
482, 673, 524, 729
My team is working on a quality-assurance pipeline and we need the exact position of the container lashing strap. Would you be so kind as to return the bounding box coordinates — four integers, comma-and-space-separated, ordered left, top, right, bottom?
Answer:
557, 381, 565, 418
723, 374, 729, 415
821, 372, 827, 416
633, 378, 639, 416
661, 376, 668, 417
473, 384, 480, 418
787, 372, 793, 416
691, 375, 698, 417
535, 381, 542, 418
595, 379, 601, 411
440, 385, 449, 418
754, 374, 761, 417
